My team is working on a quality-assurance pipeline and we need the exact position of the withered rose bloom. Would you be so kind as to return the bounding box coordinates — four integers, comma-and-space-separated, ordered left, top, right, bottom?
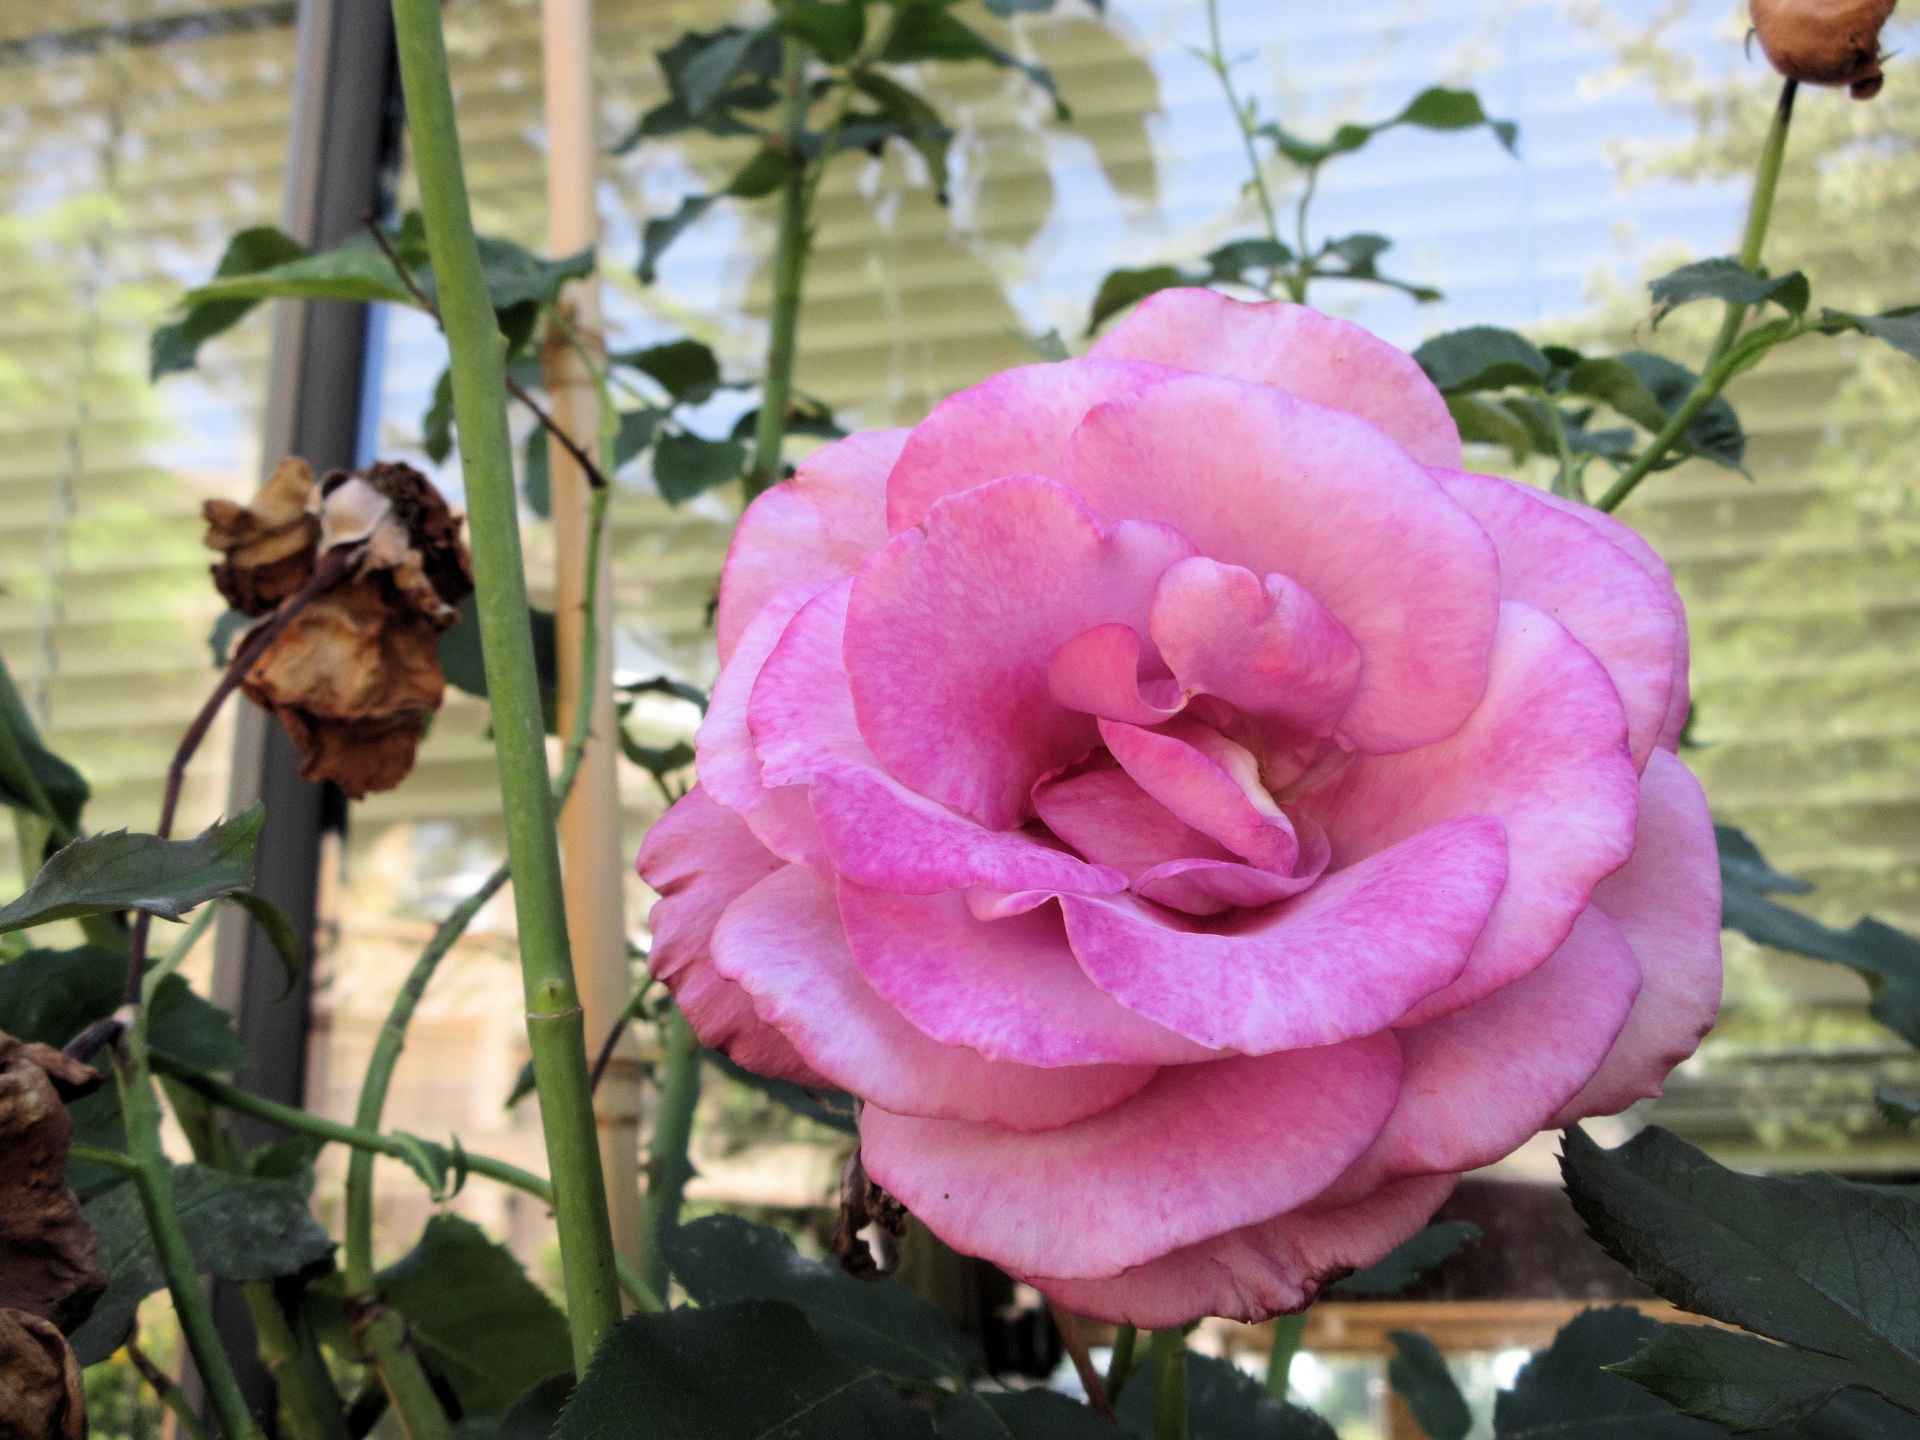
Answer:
0, 1031, 105, 1440
204, 459, 474, 799
1751, 0, 1897, 97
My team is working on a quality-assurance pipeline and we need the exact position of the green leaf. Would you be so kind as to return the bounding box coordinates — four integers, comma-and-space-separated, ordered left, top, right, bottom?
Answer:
1117, 1351, 1336, 1439
1494, 1306, 1719, 1438
637, 194, 719, 284
1612, 1323, 1906, 1433
665, 1213, 984, 1383
781, 2, 865, 63
1312, 233, 1441, 302
1817, 306, 1920, 362
703, 1046, 856, 1134
1204, 237, 1294, 285
246, 1133, 323, 1198
380, 1215, 574, 1420
0, 653, 88, 839
1878, 1086, 1920, 1129
1330, 1221, 1480, 1297
1261, 85, 1515, 170
613, 408, 666, 474
1087, 266, 1190, 336
1389, 1332, 1471, 1440
523, 425, 551, 518
613, 338, 723, 404
1563, 356, 1671, 433
1413, 326, 1551, 394
180, 233, 419, 309
555, 1299, 936, 1440
1013, 329, 1071, 363
1614, 352, 1746, 473
1446, 394, 1532, 463
70, 1164, 334, 1366
1560, 1125, 1920, 1422
439, 598, 558, 702
424, 366, 457, 462
0, 806, 263, 932
1714, 822, 1920, 1050
492, 1375, 574, 1440
726, 145, 800, 200
1649, 258, 1810, 324
221, 888, 302, 998
463, 236, 595, 313
678, 25, 780, 117
934, 1391, 1116, 1439
150, 226, 310, 379
882, 8, 1066, 119
849, 71, 955, 198
653, 432, 747, 503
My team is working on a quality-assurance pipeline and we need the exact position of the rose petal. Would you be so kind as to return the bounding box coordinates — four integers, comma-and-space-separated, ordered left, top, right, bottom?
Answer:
711, 864, 1154, 1130
1032, 1173, 1459, 1327
636, 786, 828, 1085
750, 579, 1127, 896
861, 1034, 1402, 1279
1048, 623, 1185, 726
1301, 602, 1640, 1024
846, 475, 1196, 829
1056, 374, 1500, 753
837, 882, 1216, 1067
1059, 815, 1507, 1054
1087, 289, 1463, 468
1435, 470, 1678, 772
1555, 749, 1723, 1123
1132, 858, 1321, 916
1100, 717, 1298, 872
1148, 557, 1361, 756
1032, 762, 1237, 878
884, 359, 1180, 532
716, 429, 904, 665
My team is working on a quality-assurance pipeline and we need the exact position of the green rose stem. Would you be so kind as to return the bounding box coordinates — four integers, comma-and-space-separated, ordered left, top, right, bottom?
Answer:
1597, 78, 1798, 514
1264, 1312, 1306, 1401
1149, 1328, 1190, 1440
1200, 0, 1283, 288
1106, 1324, 1139, 1400
640, 1004, 701, 1301
389, 0, 622, 1373
747, 37, 813, 501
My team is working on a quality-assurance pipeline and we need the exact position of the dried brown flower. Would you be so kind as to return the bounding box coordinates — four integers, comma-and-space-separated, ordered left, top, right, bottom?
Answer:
0, 1309, 86, 1440
0, 1032, 106, 1335
203, 456, 322, 617
205, 459, 474, 799
1751, 0, 1898, 97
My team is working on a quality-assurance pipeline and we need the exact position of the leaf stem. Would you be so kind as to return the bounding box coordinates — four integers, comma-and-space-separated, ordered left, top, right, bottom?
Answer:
1599, 79, 1796, 513
640, 1004, 701, 1302
1202, 0, 1283, 267
748, 38, 813, 501
1106, 1324, 1139, 1401
1536, 390, 1584, 502
1150, 1328, 1189, 1440
391, 0, 622, 1372
1265, 1312, 1306, 1401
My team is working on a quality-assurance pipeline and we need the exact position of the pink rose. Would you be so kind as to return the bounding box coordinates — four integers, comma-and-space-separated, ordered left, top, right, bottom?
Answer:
638, 290, 1721, 1326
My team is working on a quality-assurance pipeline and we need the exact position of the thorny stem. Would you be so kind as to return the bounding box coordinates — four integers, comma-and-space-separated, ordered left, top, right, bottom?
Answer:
1598, 78, 1797, 513
1150, 1328, 1190, 1440
128, 1341, 215, 1440
1203, 0, 1283, 266
361, 215, 608, 491
1048, 1301, 1116, 1421
391, 0, 623, 1373
1265, 1312, 1307, 1402
640, 1004, 701, 1303
1106, 1324, 1139, 1401
748, 38, 813, 501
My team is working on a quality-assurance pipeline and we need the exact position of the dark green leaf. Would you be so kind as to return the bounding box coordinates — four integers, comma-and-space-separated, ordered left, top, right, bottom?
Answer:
1013, 329, 1071, 363
439, 598, 558, 702
493, 1375, 574, 1440
653, 433, 747, 503
0, 806, 262, 932
665, 1213, 984, 1383
523, 425, 552, 518
1446, 395, 1532, 463
498, 299, 543, 363
1817, 307, 1920, 362
781, 2, 865, 63
613, 409, 666, 474
727, 146, 800, 200
1878, 1086, 1920, 1129
0, 945, 249, 1077
1087, 267, 1190, 336
1413, 326, 1551, 394
981, 0, 1082, 12
1312, 232, 1441, 302
246, 1134, 323, 1198
677, 25, 780, 117
1560, 1125, 1920, 1421
1330, 1221, 1480, 1297
1118, 1351, 1336, 1439
424, 366, 456, 463
1715, 823, 1920, 1049
70, 1164, 334, 1365
702, 1045, 857, 1133
0, 653, 88, 838
1612, 1322, 1901, 1433
613, 338, 723, 403
180, 234, 419, 309
934, 1391, 1116, 1439
381, 1215, 573, 1420
1261, 85, 1515, 169
555, 1299, 936, 1440
883, 9, 1066, 119
206, 610, 253, 668
150, 226, 310, 379
1649, 258, 1810, 324
1204, 238, 1294, 285
1494, 1306, 1720, 1438
223, 889, 301, 998
849, 71, 954, 197
638, 195, 719, 284
1614, 352, 1746, 473
463, 237, 595, 313
1564, 356, 1671, 433
1389, 1332, 1471, 1440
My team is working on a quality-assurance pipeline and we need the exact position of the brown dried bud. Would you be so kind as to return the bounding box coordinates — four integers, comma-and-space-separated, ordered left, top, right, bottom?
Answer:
831, 1145, 908, 1280
203, 457, 322, 617
1751, 0, 1897, 98
235, 460, 473, 800
0, 1032, 106, 1337
0, 1309, 86, 1440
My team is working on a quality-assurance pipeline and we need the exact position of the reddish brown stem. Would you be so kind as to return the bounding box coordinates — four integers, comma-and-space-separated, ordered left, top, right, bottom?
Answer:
1049, 1300, 1118, 1422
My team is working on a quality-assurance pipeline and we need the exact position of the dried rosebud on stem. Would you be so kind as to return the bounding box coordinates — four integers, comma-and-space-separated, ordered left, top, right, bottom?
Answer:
1751, 0, 1897, 97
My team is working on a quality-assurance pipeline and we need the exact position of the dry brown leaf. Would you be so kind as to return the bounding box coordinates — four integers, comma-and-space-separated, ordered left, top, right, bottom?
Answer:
0, 1309, 86, 1440
0, 1033, 106, 1338
203, 456, 321, 616
1751, 0, 1897, 96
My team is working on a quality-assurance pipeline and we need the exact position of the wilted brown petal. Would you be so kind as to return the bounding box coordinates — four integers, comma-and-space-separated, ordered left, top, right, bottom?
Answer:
0, 1309, 87, 1440
203, 456, 321, 617
0, 1033, 106, 1337
1751, 0, 1897, 97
